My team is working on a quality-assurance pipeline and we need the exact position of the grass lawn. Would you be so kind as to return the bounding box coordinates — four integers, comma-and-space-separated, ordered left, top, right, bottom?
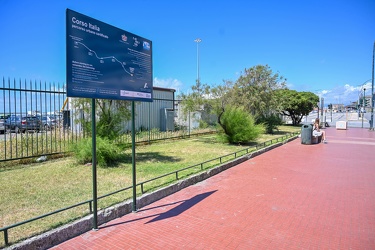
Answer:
0, 125, 300, 246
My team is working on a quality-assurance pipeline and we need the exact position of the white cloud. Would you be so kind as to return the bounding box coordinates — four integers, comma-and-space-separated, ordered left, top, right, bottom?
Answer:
343, 84, 358, 93
318, 82, 374, 105
286, 82, 294, 89
153, 77, 184, 94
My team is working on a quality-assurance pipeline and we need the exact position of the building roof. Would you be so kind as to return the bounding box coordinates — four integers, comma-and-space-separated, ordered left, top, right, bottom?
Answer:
153, 86, 176, 92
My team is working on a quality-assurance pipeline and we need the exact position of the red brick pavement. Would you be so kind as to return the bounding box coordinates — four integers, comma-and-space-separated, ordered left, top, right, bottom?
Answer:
52, 128, 375, 249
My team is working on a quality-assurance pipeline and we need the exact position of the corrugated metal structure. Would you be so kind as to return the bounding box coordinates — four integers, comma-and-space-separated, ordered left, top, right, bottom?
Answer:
122, 86, 175, 131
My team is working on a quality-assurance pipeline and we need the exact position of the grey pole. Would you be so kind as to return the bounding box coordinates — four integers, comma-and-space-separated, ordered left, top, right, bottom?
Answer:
91, 98, 98, 230
132, 101, 137, 212
194, 38, 202, 86
362, 88, 366, 128
370, 41, 374, 130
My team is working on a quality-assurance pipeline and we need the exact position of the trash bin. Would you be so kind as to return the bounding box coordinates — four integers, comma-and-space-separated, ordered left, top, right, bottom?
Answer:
301, 124, 312, 144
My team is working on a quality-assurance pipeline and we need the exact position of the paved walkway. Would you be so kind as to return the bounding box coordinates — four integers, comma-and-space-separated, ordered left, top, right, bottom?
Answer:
52, 128, 375, 249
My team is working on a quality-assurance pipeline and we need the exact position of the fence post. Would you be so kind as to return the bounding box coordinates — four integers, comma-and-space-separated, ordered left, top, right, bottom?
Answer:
91, 98, 98, 230
4, 229, 8, 246
132, 101, 137, 212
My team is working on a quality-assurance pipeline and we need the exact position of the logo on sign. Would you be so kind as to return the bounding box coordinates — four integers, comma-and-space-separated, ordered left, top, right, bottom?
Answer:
143, 41, 150, 50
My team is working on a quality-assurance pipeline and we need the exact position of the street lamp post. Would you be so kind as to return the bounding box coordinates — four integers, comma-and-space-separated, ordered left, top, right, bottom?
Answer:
364, 88, 367, 109
194, 38, 202, 86
370, 40, 375, 130
362, 88, 366, 128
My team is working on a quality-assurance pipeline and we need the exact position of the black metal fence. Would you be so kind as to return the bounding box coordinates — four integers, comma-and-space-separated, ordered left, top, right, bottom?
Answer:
0, 78, 213, 163
0, 78, 69, 162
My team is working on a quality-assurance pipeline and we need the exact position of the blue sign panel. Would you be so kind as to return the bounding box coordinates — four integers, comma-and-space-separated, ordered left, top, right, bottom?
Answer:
66, 9, 153, 101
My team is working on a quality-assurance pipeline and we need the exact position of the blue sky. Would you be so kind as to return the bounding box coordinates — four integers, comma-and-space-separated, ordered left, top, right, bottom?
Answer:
0, 0, 374, 105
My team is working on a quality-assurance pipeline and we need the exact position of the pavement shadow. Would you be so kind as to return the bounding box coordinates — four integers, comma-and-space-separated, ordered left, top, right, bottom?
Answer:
99, 190, 217, 229
145, 190, 217, 224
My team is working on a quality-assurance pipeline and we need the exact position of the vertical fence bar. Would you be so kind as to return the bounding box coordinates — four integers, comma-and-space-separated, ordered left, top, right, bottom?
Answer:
35, 80, 39, 154
48, 81, 52, 153
47, 82, 53, 153
62, 95, 66, 153
59, 85, 63, 145
37, 81, 39, 151
51, 82, 54, 152
42, 81, 46, 154
11, 79, 15, 157
42, 81, 45, 153
54, 83, 58, 152
29, 80, 33, 156
7, 78, 12, 159
51, 82, 54, 151
4, 229, 8, 246
89, 201, 92, 213
18, 79, 22, 157
3, 78, 7, 159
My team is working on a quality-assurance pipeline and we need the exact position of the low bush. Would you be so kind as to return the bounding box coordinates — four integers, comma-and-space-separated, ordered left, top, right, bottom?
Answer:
69, 137, 124, 167
219, 106, 265, 144
257, 114, 283, 134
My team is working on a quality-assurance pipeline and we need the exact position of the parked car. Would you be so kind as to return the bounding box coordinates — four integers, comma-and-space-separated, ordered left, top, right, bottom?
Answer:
0, 114, 10, 134
41, 116, 56, 131
50, 114, 63, 128
4, 115, 42, 133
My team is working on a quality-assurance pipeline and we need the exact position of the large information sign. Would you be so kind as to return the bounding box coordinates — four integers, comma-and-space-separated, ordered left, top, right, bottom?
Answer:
66, 9, 153, 101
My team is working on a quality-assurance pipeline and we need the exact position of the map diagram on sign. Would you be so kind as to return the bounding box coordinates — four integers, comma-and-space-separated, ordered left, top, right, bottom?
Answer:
66, 9, 153, 101
74, 41, 134, 76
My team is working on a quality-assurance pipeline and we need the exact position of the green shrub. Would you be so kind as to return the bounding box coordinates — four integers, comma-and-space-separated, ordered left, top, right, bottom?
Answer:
257, 114, 283, 134
199, 120, 209, 129
69, 137, 124, 167
219, 106, 264, 144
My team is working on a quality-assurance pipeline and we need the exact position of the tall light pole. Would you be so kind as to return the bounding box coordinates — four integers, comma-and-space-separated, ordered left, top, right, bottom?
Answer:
194, 38, 202, 87
370, 41, 375, 130
362, 88, 366, 128
364, 88, 367, 110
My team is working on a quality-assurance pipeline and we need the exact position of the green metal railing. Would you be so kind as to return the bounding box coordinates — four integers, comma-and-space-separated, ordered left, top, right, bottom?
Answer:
0, 132, 298, 247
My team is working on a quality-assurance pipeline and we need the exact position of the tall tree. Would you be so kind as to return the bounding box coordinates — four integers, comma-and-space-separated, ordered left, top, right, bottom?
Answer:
275, 89, 319, 125
178, 81, 208, 114
233, 64, 287, 118
180, 64, 287, 137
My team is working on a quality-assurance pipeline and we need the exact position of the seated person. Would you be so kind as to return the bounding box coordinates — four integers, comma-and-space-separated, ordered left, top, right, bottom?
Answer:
313, 118, 327, 143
